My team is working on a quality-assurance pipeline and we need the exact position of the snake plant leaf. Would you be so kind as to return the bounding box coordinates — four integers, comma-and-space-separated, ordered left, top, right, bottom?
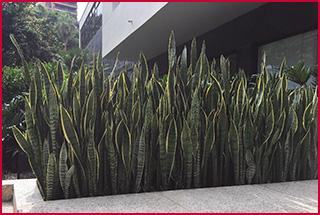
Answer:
181, 118, 193, 188
278, 57, 286, 77
205, 80, 220, 114
13, 125, 44, 193
245, 149, 256, 184
218, 99, 228, 183
145, 98, 153, 132
201, 119, 215, 185
286, 106, 298, 133
177, 85, 188, 113
60, 104, 81, 158
135, 125, 146, 192
66, 70, 74, 108
73, 96, 81, 132
46, 153, 58, 200
84, 90, 95, 134
131, 98, 141, 131
12, 126, 32, 157
180, 46, 188, 86
209, 73, 224, 96
236, 80, 246, 110
256, 78, 265, 108
64, 165, 75, 199
282, 132, 292, 181
190, 37, 197, 74
29, 80, 37, 113
308, 127, 318, 179
191, 88, 200, 131
200, 53, 210, 85
59, 143, 68, 197
166, 118, 178, 186
166, 65, 175, 109
105, 123, 117, 195
262, 107, 274, 144
168, 31, 176, 69
43, 138, 50, 174
116, 120, 132, 174
192, 55, 202, 90
220, 55, 230, 97
93, 59, 102, 101
88, 128, 99, 196
56, 61, 65, 91
229, 119, 239, 184
139, 51, 149, 86
25, 99, 41, 163
49, 82, 58, 156
150, 113, 158, 148
9, 34, 31, 85
290, 128, 310, 180
33, 62, 42, 107
153, 63, 159, 79
79, 62, 86, 107
303, 103, 312, 131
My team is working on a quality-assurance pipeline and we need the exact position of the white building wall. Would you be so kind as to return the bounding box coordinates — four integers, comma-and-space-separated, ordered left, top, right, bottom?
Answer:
101, 2, 168, 59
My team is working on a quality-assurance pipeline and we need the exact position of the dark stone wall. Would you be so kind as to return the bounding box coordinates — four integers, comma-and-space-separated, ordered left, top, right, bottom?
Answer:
148, 2, 318, 76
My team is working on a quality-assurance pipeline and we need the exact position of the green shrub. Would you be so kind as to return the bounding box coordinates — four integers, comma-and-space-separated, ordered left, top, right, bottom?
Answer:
2, 65, 28, 172
13, 32, 317, 200
59, 47, 89, 72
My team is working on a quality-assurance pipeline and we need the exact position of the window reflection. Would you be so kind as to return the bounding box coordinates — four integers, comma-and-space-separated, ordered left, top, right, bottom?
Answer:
80, 3, 102, 49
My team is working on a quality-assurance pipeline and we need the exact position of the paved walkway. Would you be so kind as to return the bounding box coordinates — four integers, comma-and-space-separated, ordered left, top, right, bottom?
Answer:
2, 179, 318, 213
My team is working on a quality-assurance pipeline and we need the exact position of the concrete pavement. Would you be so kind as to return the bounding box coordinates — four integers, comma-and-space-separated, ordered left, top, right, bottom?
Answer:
2, 179, 318, 213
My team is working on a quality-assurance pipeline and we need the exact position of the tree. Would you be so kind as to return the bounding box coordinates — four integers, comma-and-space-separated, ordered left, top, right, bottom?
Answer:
2, 2, 63, 66
55, 12, 77, 51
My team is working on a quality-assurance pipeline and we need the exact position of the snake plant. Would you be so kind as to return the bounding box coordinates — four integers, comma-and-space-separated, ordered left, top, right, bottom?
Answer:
12, 31, 317, 200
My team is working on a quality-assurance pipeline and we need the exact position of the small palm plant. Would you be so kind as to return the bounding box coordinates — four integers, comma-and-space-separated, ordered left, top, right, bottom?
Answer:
284, 60, 311, 87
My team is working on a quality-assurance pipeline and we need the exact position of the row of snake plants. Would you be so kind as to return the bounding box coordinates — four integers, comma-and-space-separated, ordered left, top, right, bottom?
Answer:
12, 32, 317, 200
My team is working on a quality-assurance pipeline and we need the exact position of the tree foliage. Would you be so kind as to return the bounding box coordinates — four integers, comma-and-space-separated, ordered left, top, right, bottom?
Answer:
2, 2, 63, 66
2, 2, 79, 67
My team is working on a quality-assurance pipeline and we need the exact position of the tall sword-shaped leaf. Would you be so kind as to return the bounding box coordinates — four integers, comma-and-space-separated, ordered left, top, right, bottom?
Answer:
229, 119, 239, 185
181, 118, 192, 188
168, 31, 176, 69
135, 125, 145, 192
46, 153, 58, 200
9, 34, 31, 85
180, 46, 188, 87
87, 127, 99, 196
79, 62, 86, 107
59, 143, 69, 198
60, 105, 81, 157
190, 37, 197, 74
166, 118, 177, 188
201, 119, 215, 186
56, 61, 64, 90
105, 123, 117, 194
49, 82, 58, 157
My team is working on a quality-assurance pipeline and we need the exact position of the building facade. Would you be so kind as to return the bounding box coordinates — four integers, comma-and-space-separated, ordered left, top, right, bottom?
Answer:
41, 2, 77, 20
79, 2, 317, 78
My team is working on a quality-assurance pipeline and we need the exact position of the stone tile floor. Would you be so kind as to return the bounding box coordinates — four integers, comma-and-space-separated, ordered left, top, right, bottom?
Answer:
2, 179, 318, 213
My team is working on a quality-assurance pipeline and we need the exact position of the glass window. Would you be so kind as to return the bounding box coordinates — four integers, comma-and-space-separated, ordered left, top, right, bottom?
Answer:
112, 2, 120, 11
258, 29, 318, 88
80, 3, 103, 48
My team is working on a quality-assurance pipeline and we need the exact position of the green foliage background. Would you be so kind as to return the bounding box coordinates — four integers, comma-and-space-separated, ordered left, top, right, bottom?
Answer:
2, 2, 79, 67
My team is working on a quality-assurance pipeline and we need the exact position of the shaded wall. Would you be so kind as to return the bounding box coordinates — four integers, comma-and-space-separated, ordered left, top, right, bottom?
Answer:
147, 2, 318, 76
